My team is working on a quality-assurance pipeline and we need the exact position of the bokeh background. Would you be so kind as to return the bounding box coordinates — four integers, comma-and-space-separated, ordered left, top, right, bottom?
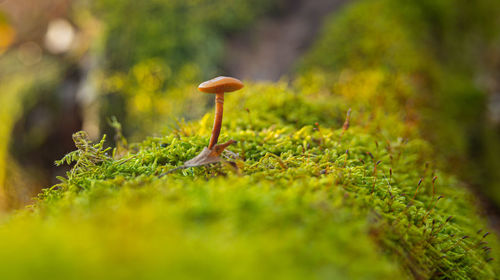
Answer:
0, 0, 500, 219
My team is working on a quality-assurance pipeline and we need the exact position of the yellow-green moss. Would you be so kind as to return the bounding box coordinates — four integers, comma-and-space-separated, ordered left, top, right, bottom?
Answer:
0, 80, 497, 279
299, 0, 500, 206
1, 0, 499, 278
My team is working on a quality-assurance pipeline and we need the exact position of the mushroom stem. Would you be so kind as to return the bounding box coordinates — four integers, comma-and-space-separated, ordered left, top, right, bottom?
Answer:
208, 92, 224, 149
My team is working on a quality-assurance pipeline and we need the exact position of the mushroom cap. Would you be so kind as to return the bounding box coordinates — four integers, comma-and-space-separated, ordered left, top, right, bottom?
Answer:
198, 76, 244, 93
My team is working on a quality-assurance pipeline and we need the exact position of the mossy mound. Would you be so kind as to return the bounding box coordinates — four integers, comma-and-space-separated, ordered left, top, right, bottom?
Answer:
299, 0, 500, 207
1, 0, 500, 278
0, 81, 497, 279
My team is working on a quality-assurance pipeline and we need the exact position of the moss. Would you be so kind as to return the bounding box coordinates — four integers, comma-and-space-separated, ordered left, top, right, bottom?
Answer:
1, 0, 499, 278
0, 80, 497, 279
299, 0, 500, 208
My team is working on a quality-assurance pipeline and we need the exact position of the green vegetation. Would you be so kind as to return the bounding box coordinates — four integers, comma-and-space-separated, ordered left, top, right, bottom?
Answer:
0, 0, 277, 208
299, 0, 500, 205
1, 80, 498, 279
1, 0, 499, 279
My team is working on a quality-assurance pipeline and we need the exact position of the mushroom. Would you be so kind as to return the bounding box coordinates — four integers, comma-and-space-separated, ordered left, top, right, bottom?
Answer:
198, 76, 244, 149
162, 76, 244, 173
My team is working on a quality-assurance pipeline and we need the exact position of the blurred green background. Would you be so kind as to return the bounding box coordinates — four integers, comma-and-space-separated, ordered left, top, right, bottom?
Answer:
0, 0, 499, 222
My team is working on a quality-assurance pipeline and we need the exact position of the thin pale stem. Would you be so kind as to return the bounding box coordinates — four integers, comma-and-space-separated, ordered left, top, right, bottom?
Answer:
208, 92, 224, 149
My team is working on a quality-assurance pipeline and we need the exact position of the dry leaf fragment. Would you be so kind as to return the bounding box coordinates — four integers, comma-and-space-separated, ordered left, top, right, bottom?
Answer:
159, 140, 237, 176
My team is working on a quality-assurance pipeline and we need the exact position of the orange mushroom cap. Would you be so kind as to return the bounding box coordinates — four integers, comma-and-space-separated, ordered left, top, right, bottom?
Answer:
198, 76, 244, 93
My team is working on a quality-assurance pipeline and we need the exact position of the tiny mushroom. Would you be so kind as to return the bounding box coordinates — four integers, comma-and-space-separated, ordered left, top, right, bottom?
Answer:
160, 76, 244, 175
198, 76, 244, 149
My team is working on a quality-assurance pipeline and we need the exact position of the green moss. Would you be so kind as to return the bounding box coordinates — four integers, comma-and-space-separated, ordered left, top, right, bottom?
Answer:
1, 0, 499, 278
0, 80, 497, 279
299, 0, 500, 208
